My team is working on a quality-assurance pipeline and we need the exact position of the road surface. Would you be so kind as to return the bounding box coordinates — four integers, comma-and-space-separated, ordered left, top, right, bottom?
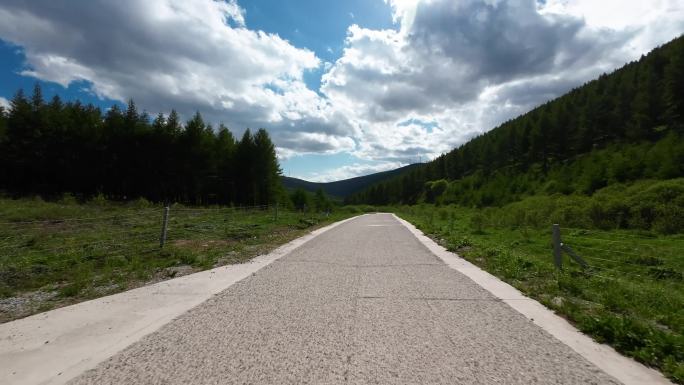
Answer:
72, 213, 620, 384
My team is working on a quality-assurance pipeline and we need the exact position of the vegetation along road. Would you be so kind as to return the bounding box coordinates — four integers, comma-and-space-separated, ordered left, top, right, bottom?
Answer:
66, 214, 665, 384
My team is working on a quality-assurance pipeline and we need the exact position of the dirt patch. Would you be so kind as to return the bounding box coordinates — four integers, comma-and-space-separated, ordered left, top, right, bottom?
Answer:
161, 265, 196, 279
0, 290, 58, 323
172, 239, 233, 249
92, 283, 123, 296
213, 251, 239, 267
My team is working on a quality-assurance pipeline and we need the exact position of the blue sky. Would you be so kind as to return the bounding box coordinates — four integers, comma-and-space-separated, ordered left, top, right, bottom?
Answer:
0, 1, 682, 181
242, 0, 394, 88
239, 0, 395, 178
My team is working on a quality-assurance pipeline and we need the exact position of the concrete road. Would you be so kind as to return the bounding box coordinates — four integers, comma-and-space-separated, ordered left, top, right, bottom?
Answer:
1, 218, 355, 385
71, 213, 621, 384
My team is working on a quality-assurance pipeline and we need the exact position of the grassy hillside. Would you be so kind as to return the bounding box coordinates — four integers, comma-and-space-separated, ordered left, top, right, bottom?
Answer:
282, 163, 421, 198
414, 136, 684, 233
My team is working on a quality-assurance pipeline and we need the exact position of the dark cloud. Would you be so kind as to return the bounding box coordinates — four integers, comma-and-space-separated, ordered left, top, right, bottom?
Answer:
273, 131, 355, 154
410, 1, 587, 80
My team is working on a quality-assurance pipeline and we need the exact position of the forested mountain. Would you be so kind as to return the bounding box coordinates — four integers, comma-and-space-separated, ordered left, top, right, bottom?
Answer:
0, 88, 282, 205
282, 164, 421, 198
347, 35, 684, 206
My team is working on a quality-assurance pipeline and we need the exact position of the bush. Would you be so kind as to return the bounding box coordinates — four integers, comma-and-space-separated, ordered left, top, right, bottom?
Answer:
470, 213, 485, 234
425, 179, 448, 204
89, 193, 108, 206
652, 205, 684, 234
58, 193, 79, 205
129, 197, 152, 208
449, 236, 472, 249
486, 178, 684, 234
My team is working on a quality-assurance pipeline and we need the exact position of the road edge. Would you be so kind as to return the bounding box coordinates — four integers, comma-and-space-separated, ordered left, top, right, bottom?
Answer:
392, 213, 672, 385
0, 214, 363, 385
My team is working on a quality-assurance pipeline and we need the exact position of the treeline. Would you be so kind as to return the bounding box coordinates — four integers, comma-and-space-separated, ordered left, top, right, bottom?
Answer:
289, 188, 333, 213
0, 86, 282, 205
347, 35, 684, 205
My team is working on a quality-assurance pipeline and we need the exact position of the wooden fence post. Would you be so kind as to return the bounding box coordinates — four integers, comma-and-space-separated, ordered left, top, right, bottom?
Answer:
552, 224, 562, 270
160, 206, 170, 248
552, 224, 589, 270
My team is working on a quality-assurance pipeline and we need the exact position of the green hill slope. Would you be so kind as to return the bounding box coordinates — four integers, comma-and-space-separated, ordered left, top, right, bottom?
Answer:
347, 35, 684, 210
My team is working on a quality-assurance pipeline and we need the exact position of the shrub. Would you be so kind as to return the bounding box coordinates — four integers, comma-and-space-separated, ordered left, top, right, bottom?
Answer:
470, 213, 485, 234
425, 179, 448, 203
129, 197, 152, 208
449, 236, 472, 249
652, 205, 684, 234
89, 193, 108, 206
58, 193, 79, 205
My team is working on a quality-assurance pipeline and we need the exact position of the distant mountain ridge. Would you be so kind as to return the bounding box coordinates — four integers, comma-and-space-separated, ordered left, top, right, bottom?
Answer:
282, 164, 422, 198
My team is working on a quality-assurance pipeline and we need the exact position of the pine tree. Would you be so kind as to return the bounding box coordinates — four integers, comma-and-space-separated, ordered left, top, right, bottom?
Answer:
152, 113, 166, 131
290, 188, 309, 211
0, 105, 7, 185
235, 129, 255, 205
313, 188, 328, 212
31, 83, 44, 111
166, 109, 181, 134
628, 65, 659, 140
5, 89, 34, 194
216, 124, 236, 203
0, 106, 6, 140
125, 99, 139, 127
664, 40, 684, 129
182, 112, 209, 204
253, 128, 281, 205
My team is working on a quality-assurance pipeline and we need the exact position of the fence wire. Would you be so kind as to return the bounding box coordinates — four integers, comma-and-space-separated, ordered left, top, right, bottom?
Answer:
553, 225, 683, 284
0, 204, 331, 297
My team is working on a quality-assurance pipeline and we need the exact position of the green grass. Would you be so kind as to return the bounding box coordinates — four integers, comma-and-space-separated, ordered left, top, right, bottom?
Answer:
393, 203, 684, 383
0, 196, 357, 322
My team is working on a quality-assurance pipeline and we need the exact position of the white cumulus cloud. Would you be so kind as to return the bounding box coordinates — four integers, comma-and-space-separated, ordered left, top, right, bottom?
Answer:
0, 96, 10, 110
303, 161, 407, 183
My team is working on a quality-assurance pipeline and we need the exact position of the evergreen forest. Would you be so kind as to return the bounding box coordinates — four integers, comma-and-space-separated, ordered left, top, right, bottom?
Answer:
0, 90, 282, 206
